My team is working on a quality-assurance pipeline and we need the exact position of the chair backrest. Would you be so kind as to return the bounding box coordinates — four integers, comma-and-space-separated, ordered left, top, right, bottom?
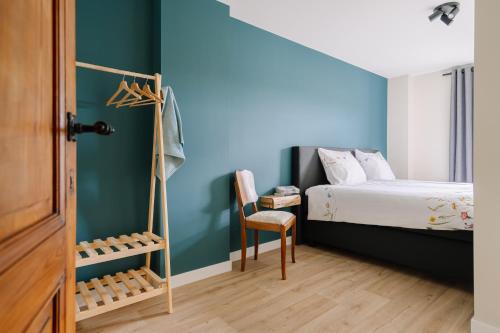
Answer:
235, 169, 259, 207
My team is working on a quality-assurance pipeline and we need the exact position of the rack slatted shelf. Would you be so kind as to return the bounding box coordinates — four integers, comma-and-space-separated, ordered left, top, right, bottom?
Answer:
75, 267, 166, 321
76, 232, 165, 267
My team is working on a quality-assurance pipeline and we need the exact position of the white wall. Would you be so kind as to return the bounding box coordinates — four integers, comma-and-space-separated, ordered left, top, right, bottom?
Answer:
388, 70, 451, 181
472, 1, 500, 332
387, 76, 409, 179
408, 71, 451, 181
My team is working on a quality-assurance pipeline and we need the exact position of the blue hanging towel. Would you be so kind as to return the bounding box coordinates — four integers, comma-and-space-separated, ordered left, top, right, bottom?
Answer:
156, 86, 185, 179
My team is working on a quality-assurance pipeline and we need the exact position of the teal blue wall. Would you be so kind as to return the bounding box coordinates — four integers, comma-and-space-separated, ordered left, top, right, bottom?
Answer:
160, 0, 387, 274
76, 0, 387, 280
76, 0, 156, 281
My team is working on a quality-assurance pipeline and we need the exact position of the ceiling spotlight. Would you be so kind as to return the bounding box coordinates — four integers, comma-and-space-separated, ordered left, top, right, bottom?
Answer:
440, 12, 454, 25
448, 5, 460, 19
429, 2, 460, 26
428, 10, 442, 21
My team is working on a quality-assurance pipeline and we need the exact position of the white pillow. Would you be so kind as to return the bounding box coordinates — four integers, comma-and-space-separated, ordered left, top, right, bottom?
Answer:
318, 148, 367, 185
355, 150, 396, 180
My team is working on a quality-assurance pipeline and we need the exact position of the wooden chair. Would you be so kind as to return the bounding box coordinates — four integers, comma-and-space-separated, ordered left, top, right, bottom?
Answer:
234, 170, 296, 280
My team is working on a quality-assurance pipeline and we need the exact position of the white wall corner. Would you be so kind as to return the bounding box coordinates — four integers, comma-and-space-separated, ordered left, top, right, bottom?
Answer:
171, 260, 232, 289
387, 75, 410, 179
230, 236, 292, 262
471, 317, 500, 333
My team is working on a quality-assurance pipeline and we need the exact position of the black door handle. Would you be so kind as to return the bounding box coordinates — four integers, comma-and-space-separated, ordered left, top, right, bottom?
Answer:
67, 113, 115, 142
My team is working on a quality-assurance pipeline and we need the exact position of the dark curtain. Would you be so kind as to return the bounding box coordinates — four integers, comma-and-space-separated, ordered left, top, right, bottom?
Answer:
450, 65, 474, 183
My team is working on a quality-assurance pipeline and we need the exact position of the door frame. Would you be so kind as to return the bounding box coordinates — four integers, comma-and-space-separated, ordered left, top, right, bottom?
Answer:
63, 0, 77, 330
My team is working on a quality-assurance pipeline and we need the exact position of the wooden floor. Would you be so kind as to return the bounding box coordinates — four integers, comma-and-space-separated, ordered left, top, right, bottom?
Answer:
77, 245, 473, 333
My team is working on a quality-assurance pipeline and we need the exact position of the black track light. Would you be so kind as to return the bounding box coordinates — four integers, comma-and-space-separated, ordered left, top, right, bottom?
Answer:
429, 2, 460, 26
448, 5, 460, 19
428, 10, 442, 22
440, 13, 454, 25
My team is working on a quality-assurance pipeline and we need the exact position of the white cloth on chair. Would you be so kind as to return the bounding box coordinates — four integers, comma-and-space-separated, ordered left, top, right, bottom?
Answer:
237, 170, 259, 204
247, 211, 294, 225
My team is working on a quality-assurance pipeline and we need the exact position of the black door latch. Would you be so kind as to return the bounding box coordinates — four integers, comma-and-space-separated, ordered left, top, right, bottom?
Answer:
67, 113, 115, 142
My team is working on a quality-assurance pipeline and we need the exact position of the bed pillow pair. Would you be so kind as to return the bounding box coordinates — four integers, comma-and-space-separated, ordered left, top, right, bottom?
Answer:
355, 149, 396, 181
318, 148, 395, 185
318, 148, 367, 185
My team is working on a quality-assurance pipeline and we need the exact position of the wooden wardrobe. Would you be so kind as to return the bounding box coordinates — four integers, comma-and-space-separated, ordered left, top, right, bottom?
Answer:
0, 0, 76, 332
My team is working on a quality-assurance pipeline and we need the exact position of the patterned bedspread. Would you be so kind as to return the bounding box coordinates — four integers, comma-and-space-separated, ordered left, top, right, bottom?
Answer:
305, 180, 473, 231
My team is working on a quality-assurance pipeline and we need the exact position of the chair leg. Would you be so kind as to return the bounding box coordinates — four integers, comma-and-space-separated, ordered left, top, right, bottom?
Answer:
241, 227, 247, 272
280, 227, 286, 280
292, 221, 296, 263
254, 230, 259, 260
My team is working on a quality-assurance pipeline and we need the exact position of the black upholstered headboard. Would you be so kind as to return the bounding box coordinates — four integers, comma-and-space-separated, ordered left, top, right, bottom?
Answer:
291, 146, 378, 243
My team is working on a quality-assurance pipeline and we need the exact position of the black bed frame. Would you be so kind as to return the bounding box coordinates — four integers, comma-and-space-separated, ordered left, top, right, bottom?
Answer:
291, 146, 473, 281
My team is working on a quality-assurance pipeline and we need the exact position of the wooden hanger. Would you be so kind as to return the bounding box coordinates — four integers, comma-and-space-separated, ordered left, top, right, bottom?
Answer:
127, 83, 164, 108
121, 81, 155, 105
116, 81, 145, 107
128, 93, 164, 107
142, 83, 162, 102
106, 77, 142, 107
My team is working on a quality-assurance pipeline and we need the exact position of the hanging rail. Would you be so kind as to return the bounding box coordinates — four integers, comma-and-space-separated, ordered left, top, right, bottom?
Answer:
76, 61, 156, 80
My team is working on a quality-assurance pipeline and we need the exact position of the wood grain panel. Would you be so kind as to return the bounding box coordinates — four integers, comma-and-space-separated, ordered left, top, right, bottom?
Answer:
0, 0, 56, 241
0, 0, 76, 331
26, 297, 55, 333
0, 228, 65, 331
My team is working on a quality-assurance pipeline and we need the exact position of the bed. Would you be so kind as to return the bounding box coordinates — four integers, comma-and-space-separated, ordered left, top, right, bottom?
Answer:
291, 146, 473, 281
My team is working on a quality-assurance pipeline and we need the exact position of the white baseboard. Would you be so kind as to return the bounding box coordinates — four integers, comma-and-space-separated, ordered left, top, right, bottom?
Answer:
171, 260, 232, 289
471, 317, 500, 333
170, 237, 291, 289
230, 236, 291, 262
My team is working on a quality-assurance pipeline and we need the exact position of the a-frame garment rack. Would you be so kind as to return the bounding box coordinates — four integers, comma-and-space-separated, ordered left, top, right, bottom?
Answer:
74, 61, 172, 321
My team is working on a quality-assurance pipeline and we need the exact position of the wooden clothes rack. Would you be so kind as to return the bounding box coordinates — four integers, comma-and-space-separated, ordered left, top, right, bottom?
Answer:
74, 61, 172, 321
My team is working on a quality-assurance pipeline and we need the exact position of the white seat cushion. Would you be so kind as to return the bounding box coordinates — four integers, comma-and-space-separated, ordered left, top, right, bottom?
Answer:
246, 211, 294, 225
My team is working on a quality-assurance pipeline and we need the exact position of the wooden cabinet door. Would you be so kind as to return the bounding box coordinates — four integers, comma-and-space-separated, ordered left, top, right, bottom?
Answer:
0, 0, 76, 332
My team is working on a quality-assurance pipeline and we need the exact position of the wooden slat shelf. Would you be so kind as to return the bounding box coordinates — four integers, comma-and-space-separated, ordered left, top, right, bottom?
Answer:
75, 267, 166, 322
76, 232, 165, 268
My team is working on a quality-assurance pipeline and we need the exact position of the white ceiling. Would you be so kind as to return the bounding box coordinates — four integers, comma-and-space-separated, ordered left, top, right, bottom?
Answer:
219, 0, 474, 78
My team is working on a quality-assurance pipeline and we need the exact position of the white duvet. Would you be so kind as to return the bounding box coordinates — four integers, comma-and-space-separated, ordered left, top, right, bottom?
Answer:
305, 180, 473, 231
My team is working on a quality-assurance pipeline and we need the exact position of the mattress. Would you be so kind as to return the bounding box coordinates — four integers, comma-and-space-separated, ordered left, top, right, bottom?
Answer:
305, 180, 473, 231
